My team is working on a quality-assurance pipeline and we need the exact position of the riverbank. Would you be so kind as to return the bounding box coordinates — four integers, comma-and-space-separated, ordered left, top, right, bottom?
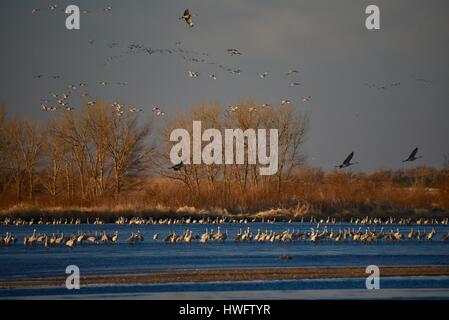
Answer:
2, 266, 449, 288
1, 203, 449, 223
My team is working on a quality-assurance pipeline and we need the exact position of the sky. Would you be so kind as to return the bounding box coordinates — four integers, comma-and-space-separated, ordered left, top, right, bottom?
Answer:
0, 0, 448, 172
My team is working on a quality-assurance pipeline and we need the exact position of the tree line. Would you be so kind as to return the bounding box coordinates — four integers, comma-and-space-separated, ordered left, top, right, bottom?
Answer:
0, 100, 308, 208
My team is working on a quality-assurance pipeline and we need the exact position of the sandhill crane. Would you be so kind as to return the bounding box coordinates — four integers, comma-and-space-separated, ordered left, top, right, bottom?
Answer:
188, 70, 199, 78
408, 228, 415, 240
442, 231, 449, 241
228, 105, 239, 112
301, 96, 312, 103
227, 48, 242, 56
336, 152, 359, 168
403, 147, 422, 162
111, 231, 118, 243
169, 161, 185, 171
54, 233, 64, 245
427, 228, 435, 241
180, 9, 194, 28
100, 231, 109, 243
184, 230, 193, 244
66, 236, 76, 248
76, 233, 85, 244
200, 229, 210, 243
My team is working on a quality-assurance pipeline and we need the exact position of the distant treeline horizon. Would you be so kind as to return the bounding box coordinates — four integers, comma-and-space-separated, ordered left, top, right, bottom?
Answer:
0, 101, 448, 217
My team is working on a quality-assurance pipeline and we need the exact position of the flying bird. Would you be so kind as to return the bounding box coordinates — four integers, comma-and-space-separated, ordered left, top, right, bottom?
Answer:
152, 106, 165, 116
290, 82, 301, 86
188, 70, 199, 78
336, 152, 359, 169
170, 161, 185, 171
227, 49, 242, 56
281, 99, 291, 105
129, 107, 144, 113
286, 69, 299, 75
179, 9, 194, 28
403, 147, 422, 162
258, 72, 269, 79
31, 8, 40, 14
302, 96, 312, 103
227, 105, 239, 113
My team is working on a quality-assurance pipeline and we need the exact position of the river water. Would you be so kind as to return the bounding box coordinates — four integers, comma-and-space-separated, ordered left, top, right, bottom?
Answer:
1, 222, 448, 299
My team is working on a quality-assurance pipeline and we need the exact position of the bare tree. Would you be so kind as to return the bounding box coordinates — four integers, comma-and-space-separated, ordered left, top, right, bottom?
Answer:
40, 120, 64, 203
1, 118, 25, 200
105, 109, 154, 197
163, 100, 309, 202
18, 119, 44, 200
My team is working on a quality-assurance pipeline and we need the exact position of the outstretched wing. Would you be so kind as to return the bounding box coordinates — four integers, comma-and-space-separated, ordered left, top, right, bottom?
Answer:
343, 152, 354, 166
408, 147, 418, 159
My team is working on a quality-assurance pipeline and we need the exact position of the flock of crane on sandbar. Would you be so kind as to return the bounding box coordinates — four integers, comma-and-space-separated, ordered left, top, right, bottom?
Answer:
2, 216, 449, 227
2, 223, 449, 248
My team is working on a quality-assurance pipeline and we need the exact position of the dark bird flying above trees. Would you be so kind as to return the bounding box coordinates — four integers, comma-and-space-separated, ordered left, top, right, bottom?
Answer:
170, 161, 185, 171
403, 147, 422, 162
336, 152, 359, 168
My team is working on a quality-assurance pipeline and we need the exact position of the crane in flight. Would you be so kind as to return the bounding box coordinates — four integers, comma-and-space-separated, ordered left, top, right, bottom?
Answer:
169, 161, 185, 172
180, 9, 194, 28
402, 147, 422, 162
336, 152, 359, 169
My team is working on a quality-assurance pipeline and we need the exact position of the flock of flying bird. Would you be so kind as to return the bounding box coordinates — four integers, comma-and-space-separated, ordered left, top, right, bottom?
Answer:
336, 147, 423, 169
33, 6, 312, 121
28, 5, 439, 171
32, 4, 111, 15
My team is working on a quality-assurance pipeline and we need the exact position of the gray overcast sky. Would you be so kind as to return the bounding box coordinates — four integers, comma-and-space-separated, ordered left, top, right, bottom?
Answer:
1, 0, 448, 172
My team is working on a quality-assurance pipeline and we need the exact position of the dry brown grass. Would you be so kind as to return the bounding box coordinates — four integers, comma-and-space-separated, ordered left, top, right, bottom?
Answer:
1, 167, 448, 221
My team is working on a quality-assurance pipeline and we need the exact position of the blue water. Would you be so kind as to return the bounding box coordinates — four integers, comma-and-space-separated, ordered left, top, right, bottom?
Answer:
1, 222, 448, 298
